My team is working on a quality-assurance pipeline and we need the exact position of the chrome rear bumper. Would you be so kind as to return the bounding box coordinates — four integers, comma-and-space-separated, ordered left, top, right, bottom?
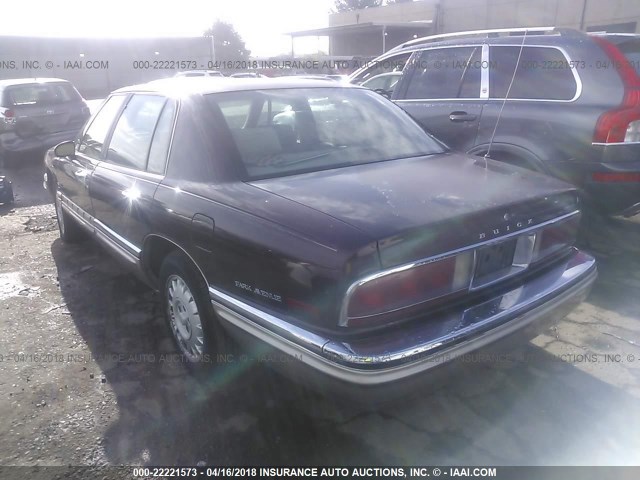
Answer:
210, 249, 596, 386
621, 201, 640, 218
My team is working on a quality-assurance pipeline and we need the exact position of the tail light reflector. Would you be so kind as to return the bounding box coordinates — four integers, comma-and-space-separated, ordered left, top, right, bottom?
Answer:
533, 214, 580, 262
592, 172, 640, 182
344, 251, 473, 325
593, 37, 640, 144
0, 108, 16, 131
342, 214, 579, 328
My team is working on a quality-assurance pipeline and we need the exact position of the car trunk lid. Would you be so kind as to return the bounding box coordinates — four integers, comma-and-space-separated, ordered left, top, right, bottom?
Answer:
250, 153, 579, 268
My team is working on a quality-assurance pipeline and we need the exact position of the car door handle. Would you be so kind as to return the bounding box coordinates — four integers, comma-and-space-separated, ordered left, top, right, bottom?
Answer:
449, 112, 477, 122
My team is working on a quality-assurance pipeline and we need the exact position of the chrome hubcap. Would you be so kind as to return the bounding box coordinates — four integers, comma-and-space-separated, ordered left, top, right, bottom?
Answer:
166, 274, 204, 361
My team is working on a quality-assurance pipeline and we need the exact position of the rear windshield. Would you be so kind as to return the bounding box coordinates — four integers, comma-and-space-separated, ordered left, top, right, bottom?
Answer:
3, 82, 81, 107
206, 87, 444, 180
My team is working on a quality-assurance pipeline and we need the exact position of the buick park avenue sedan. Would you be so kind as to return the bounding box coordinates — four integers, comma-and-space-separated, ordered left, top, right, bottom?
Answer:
44, 78, 596, 394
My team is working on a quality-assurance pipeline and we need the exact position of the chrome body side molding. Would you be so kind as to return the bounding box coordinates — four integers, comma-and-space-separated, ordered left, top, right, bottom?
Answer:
57, 191, 141, 267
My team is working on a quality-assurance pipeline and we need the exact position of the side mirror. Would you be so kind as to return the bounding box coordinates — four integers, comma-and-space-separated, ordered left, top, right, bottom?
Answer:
54, 141, 75, 158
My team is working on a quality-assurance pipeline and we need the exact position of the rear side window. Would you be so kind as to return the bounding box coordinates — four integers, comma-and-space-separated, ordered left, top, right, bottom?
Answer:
78, 95, 127, 160
351, 52, 411, 85
489, 46, 577, 100
404, 47, 482, 99
147, 100, 177, 175
4, 83, 81, 106
106, 95, 166, 170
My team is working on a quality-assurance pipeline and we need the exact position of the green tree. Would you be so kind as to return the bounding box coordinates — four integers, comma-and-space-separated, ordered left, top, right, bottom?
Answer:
333, 0, 383, 13
203, 21, 250, 61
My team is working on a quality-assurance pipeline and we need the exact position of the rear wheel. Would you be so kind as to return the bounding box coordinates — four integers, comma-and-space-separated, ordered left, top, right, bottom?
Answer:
54, 190, 85, 243
476, 151, 543, 173
159, 251, 235, 371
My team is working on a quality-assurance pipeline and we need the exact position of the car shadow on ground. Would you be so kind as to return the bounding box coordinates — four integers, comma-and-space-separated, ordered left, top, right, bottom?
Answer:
51, 237, 640, 466
0, 154, 51, 212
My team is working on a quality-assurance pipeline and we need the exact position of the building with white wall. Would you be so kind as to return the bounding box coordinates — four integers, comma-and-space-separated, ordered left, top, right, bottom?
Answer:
290, 0, 640, 57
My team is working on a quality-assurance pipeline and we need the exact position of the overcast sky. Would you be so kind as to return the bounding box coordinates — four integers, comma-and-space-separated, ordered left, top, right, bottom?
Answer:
2, 0, 335, 56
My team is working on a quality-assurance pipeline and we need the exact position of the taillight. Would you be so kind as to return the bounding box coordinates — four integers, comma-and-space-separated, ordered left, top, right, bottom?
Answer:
592, 172, 640, 182
593, 37, 640, 144
532, 214, 580, 262
0, 108, 16, 130
626, 120, 640, 142
343, 251, 473, 327
342, 214, 580, 328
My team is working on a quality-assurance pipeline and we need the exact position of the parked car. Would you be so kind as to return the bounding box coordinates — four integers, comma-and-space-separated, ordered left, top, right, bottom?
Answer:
325, 74, 351, 82
43, 77, 596, 396
350, 27, 640, 218
0, 176, 13, 204
0, 78, 90, 164
174, 70, 224, 78
361, 72, 402, 97
230, 72, 267, 78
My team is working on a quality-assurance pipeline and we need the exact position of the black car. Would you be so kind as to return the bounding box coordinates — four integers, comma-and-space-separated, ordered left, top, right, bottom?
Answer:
350, 27, 640, 218
44, 77, 596, 395
0, 78, 90, 165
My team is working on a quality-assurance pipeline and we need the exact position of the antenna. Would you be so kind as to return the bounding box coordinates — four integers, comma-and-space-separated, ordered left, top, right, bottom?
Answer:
484, 29, 529, 167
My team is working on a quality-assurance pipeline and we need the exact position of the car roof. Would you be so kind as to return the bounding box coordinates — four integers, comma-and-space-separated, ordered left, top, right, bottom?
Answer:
114, 77, 363, 98
386, 27, 600, 54
0, 78, 71, 88
369, 72, 402, 77
177, 70, 221, 74
393, 34, 577, 52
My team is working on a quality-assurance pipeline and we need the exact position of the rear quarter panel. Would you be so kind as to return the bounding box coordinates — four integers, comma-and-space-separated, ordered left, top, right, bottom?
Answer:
151, 96, 380, 331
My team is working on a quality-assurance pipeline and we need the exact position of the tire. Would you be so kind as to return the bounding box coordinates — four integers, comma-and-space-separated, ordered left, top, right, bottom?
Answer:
159, 250, 235, 372
54, 190, 85, 243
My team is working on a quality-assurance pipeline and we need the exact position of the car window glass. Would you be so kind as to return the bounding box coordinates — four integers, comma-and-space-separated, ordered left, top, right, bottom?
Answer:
405, 47, 482, 99
362, 75, 391, 91
489, 46, 577, 100
207, 88, 444, 180
78, 95, 127, 160
106, 95, 166, 170
351, 52, 411, 85
217, 99, 251, 128
257, 98, 293, 126
147, 100, 177, 175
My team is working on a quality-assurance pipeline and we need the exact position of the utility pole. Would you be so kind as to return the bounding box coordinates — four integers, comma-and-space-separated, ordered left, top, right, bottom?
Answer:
209, 35, 216, 64
579, 0, 589, 31
436, 0, 445, 35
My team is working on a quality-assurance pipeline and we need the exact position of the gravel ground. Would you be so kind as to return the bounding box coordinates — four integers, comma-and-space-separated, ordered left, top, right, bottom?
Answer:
0, 160, 639, 469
